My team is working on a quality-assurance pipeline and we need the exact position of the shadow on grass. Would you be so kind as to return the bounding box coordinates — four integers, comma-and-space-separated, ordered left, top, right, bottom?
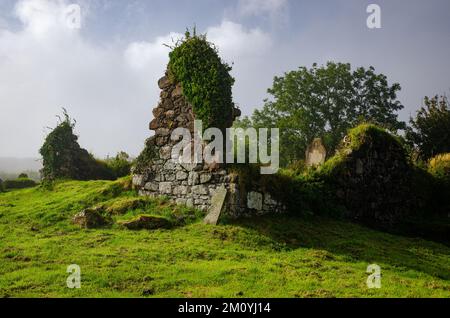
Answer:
230, 215, 450, 280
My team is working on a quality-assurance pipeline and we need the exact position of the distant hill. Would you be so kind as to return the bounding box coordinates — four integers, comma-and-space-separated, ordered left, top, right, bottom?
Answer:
0, 157, 42, 181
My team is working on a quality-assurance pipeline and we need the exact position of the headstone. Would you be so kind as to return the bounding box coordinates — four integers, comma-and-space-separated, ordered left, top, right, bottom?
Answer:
204, 187, 227, 225
305, 138, 327, 167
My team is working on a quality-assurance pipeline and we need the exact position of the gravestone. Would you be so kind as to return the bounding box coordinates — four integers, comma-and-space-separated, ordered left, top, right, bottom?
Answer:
305, 138, 327, 167
204, 187, 227, 225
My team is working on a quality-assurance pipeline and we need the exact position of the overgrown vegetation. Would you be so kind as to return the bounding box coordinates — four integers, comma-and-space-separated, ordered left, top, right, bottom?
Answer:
0, 180, 448, 297
2, 177, 37, 190
133, 137, 158, 174
168, 29, 235, 130
406, 95, 450, 161
427, 153, 450, 214
229, 124, 448, 237
104, 151, 132, 179
39, 110, 129, 182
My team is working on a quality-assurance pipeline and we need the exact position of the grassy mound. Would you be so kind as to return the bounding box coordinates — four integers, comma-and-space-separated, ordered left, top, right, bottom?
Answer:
315, 124, 434, 225
0, 180, 449, 297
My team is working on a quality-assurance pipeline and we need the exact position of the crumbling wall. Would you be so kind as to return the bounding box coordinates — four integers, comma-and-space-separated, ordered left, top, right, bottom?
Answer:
132, 73, 285, 217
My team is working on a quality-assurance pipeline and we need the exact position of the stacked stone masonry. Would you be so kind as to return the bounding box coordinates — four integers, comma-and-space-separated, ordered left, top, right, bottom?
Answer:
132, 71, 286, 218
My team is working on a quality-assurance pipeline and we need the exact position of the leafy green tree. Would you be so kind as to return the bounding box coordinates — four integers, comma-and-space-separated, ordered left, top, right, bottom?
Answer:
247, 62, 405, 166
406, 95, 450, 161
18, 173, 28, 179
39, 110, 115, 181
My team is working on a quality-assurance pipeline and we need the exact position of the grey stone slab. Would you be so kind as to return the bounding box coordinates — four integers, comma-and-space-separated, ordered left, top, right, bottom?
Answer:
204, 187, 227, 225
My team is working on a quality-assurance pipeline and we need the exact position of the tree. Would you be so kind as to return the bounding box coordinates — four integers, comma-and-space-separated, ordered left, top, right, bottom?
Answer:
18, 173, 29, 179
248, 62, 405, 166
39, 109, 115, 181
406, 95, 450, 161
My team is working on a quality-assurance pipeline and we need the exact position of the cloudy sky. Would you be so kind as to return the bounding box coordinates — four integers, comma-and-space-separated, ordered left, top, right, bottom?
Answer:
1, 0, 450, 159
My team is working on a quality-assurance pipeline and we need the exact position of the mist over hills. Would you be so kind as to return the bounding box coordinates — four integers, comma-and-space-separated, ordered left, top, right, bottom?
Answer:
0, 157, 42, 180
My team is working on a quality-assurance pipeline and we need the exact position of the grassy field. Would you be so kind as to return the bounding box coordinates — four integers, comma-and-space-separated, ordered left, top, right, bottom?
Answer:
0, 179, 449, 298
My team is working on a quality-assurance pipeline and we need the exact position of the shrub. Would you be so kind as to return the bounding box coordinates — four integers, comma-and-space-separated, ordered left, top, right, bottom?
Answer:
0, 178, 4, 192
428, 153, 450, 181
428, 153, 450, 214
18, 173, 28, 179
168, 29, 235, 130
105, 152, 132, 178
3, 178, 37, 190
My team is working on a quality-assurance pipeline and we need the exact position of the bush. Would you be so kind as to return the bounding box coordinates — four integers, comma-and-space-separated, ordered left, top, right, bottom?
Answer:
428, 153, 450, 181
3, 178, 37, 190
18, 173, 28, 179
0, 178, 4, 192
428, 153, 450, 214
168, 29, 235, 130
105, 152, 132, 178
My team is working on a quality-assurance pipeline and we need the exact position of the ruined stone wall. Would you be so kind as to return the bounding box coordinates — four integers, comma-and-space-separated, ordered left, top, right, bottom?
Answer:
132, 72, 286, 218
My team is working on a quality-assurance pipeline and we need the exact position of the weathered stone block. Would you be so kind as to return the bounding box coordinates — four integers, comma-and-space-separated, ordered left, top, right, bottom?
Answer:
72, 208, 110, 229
158, 76, 171, 89
173, 185, 188, 195
192, 185, 208, 195
171, 85, 183, 98
188, 171, 199, 185
164, 160, 176, 170
175, 198, 187, 205
164, 173, 175, 182
247, 191, 263, 210
132, 175, 145, 187
204, 187, 227, 225
159, 146, 172, 160
176, 171, 188, 181
159, 182, 172, 194
156, 128, 170, 136
200, 173, 212, 184
144, 182, 159, 191
264, 193, 277, 206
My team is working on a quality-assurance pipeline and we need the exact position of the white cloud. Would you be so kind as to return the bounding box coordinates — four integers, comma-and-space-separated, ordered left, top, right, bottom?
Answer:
0, 0, 273, 159
206, 20, 271, 60
124, 21, 271, 69
0, 0, 165, 158
124, 32, 182, 70
237, 0, 287, 17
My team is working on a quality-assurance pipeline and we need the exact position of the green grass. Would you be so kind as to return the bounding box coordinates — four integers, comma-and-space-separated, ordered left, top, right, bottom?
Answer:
0, 180, 449, 298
